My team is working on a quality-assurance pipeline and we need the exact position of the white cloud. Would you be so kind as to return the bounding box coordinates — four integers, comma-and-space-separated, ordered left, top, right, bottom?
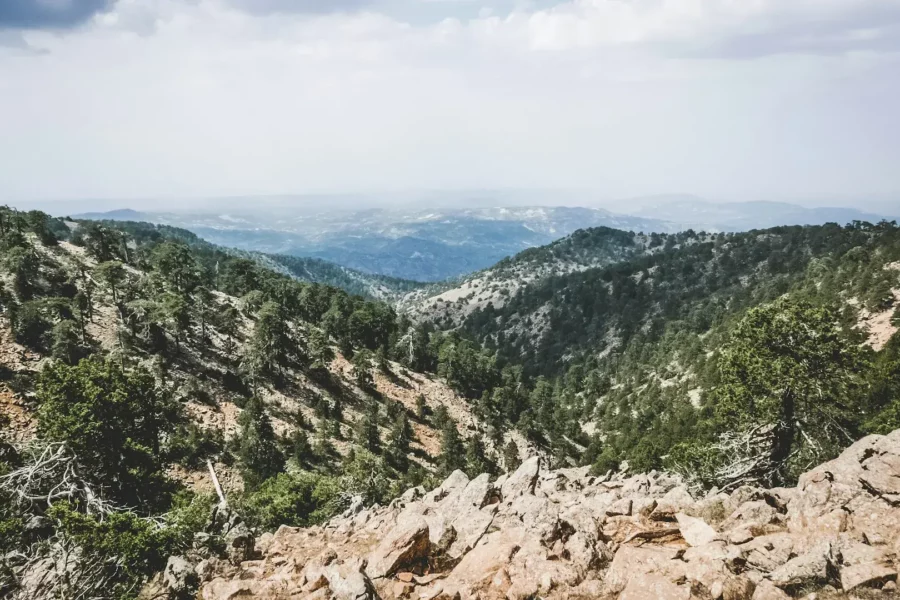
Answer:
0, 0, 899, 206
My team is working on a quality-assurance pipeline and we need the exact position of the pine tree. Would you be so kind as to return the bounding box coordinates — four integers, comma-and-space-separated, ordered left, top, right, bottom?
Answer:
195, 286, 216, 342
714, 297, 865, 485
218, 304, 241, 355
351, 348, 374, 390
387, 412, 413, 469
235, 397, 285, 489
51, 319, 82, 365
438, 418, 465, 476
95, 260, 127, 304
356, 401, 381, 453
245, 301, 292, 381
314, 422, 336, 463
291, 429, 313, 468
465, 435, 495, 477
375, 345, 390, 373
308, 327, 335, 372
432, 404, 450, 430
503, 440, 521, 472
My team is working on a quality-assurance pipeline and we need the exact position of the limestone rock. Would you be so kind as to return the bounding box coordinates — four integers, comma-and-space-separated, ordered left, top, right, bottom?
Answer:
500, 456, 540, 499
366, 515, 430, 579
617, 573, 691, 600
192, 430, 900, 600
675, 513, 718, 547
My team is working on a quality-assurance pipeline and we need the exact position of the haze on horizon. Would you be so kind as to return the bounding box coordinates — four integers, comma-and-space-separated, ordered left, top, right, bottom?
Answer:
1, 0, 900, 214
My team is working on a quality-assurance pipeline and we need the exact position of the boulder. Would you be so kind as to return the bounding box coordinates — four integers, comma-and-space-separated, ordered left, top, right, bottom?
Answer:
650, 487, 694, 521
675, 513, 718, 547
163, 556, 199, 599
606, 498, 632, 517
501, 456, 541, 500
840, 562, 897, 591
751, 580, 791, 600
617, 573, 691, 600
366, 515, 430, 579
768, 543, 835, 592
604, 546, 683, 594
324, 560, 379, 600
191, 429, 900, 600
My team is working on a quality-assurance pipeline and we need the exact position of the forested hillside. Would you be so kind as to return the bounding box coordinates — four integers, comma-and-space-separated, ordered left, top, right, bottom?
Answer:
400, 226, 666, 326
0, 207, 529, 599
455, 220, 900, 484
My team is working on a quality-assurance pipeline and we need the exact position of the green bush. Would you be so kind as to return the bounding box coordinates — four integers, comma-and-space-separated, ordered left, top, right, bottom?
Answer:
240, 472, 340, 530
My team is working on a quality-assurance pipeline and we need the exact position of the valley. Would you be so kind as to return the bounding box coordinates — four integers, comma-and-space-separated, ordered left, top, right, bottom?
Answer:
77, 199, 890, 283
2, 205, 900, 600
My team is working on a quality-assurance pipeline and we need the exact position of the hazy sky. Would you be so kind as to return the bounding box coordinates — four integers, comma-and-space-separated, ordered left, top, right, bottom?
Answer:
1, 0, 899, 210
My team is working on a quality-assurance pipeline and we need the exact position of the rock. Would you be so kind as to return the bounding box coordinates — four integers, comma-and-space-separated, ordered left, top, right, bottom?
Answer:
618, 573, 691, 600
751, 580, 791, 600
675, 513, 718, 547
722, 575, 756, 600
722, 501, 779, 533
651, 487, 694, 521
448, 505, 496, 559
392, 580, 414, 598
325, 560, 379, 600
607, 498, 633, 516
501, 456, 540, 499
839, 562, 897, 591
221, 521, 254, 565
768, 543, 834, 591
366, 515, 430, 579
192, 429, 900, 600
163, 556, 199, 599
604, 546, 683, 593
426, 470, 470, 504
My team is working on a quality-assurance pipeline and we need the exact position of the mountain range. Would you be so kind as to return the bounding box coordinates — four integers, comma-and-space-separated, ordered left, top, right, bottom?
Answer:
76, 198, 892, 282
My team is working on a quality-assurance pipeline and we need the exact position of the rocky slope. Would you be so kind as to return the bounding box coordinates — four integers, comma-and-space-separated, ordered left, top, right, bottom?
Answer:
155, 429, 900, 600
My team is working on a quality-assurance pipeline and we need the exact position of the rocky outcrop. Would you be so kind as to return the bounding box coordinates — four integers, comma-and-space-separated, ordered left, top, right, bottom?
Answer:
194, 430, 900, 599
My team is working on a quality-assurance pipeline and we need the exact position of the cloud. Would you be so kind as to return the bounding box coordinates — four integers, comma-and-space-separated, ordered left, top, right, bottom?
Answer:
0, 0, 114, 29
486, 0, 900, 57
226, 0, 374, 16
0, 0, 898, 204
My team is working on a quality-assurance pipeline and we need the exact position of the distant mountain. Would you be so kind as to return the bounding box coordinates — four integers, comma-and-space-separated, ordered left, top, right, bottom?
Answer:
631, 196, 889, 231
76, 206, 671, 281
76, 199, 892, 283
73, 216, 422, 300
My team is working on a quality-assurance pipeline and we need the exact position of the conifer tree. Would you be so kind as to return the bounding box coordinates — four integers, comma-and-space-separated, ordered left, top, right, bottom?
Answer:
351, 348, 374, 390
387, 412, 413, 469
438, 418, 465, 476
291, 429, 314, 468
465, 435, 495, 477
308, 327, 335, 372
235, 396, 284, 489
245, 301, 292, 380
356, 401, 381, 453
503, 440, 521, 472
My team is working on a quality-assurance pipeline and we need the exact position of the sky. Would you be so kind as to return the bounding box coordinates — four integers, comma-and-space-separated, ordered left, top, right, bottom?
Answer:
1, 0, 899, 212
